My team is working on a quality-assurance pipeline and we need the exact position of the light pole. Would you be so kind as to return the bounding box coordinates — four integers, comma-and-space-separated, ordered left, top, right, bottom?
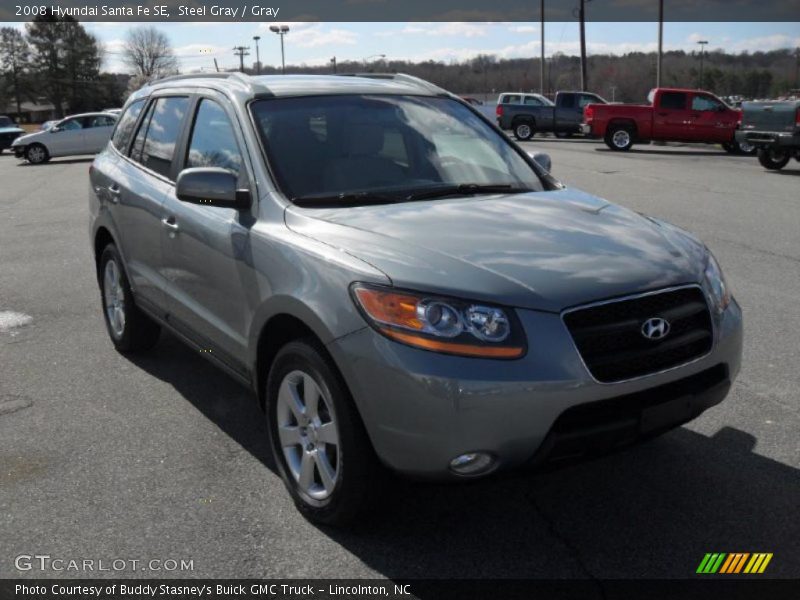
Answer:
253, 35, 261, 74
331, 56, 337, 74
697, 40, 708, 89
656, 0, 663, 87
363, 54, 386, 71
540, 0, 545, 95
269, 25, 289, 74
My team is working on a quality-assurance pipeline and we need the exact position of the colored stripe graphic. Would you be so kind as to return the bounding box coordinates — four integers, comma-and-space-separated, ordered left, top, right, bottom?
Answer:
733, 553, 750, 573
698, 553, 727, 573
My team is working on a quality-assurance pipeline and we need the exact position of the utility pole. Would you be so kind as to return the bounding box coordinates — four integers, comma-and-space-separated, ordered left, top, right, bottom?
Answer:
609, 85, 616, 102
540, 0, 545, 95
656, 0, 663, 87
213, 58, 220, 73
253, 36, 261, 74
578, 0, 590, 91
233, 46, 250, 73
331, 56, 337, 74
697, 40, 708, 89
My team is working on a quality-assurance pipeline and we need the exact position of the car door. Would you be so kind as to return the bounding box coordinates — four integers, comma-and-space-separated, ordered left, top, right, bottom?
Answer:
47, 117, 85, 155
686, 93, 736, 142
159, 93, 253, 371
109, 95, 190, 314
83, 114, 117, 153
652, 91, 691, 140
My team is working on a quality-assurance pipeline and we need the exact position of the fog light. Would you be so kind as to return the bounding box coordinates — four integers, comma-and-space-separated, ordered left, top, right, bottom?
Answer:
449, 452, 496, 476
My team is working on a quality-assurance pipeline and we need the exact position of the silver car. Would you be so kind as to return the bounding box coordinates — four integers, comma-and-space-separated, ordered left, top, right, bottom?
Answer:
89, 73, 743, 526
12, 112, 118, 164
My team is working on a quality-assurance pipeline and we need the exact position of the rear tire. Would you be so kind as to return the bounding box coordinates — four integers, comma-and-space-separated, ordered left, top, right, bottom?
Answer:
722, 142, 737, 154
26, 143, 49, 164
757, 148, 790, 171
98, 244, 161, 353
266, 339, 383, 527
554, 131, 572, 139
605, 125, 634, 151
513, 121, 535, 141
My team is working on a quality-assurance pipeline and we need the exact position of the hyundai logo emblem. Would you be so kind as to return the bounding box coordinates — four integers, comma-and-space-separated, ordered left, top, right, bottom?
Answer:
641, 317, 670, 340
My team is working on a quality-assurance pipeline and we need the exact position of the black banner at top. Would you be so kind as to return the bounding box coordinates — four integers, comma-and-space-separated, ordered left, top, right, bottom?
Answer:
1, 0, 800, 22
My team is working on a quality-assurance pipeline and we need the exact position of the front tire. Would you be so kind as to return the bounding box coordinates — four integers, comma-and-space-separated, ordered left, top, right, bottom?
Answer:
513, 121, 535, 141
98, 244, 160, 353
26, 143, 49, 164
757, 147, 790, 171
605, 125, 634, 151
266, 339, 382, 527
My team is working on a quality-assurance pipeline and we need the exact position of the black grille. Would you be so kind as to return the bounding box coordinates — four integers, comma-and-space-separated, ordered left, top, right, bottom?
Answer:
563, 286, 713, 383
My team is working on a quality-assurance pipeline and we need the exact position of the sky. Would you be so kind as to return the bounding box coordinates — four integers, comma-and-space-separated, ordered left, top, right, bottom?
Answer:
5, 21, 800, 73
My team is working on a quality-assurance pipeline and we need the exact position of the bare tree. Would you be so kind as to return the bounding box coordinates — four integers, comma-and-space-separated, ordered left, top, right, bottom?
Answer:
122, 26, 178, 81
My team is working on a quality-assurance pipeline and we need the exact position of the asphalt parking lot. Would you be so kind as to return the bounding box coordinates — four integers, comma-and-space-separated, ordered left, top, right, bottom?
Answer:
0, 141, 798, 583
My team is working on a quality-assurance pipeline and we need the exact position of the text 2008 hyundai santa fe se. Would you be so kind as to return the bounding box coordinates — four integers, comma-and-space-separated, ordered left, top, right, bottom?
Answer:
89, 73, 742, 525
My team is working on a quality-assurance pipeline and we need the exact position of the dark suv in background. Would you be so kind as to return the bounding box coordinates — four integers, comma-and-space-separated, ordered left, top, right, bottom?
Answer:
89, 73, 742, 525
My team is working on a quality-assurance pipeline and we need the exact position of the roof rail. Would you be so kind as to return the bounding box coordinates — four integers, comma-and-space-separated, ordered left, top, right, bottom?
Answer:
148, 71, 254, 89
336, 72, 452, 96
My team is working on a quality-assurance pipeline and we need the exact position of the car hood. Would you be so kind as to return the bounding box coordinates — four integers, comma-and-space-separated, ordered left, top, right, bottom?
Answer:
285, 188, 707, 313
0, 126, 25, 135
11, 131, 41, 144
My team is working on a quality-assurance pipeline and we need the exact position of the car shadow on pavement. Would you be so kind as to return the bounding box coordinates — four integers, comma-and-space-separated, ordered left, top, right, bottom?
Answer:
594, 148, 741, 157
128, 333, 800, 583
15, 157, 95, 166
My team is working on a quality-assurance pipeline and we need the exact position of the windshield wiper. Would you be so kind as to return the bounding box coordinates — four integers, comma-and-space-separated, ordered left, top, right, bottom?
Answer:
291, 191, 400, 207
404, 183, 530, 201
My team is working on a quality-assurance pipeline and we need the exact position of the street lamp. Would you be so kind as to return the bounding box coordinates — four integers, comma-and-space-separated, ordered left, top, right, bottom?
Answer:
362, 54, 386, 70
269, 25, 290, 74
253, 35, 261, 75
697, 40, 709, 89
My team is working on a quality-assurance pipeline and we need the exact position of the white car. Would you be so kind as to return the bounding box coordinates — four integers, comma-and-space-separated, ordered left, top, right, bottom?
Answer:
11, 112, 118, 164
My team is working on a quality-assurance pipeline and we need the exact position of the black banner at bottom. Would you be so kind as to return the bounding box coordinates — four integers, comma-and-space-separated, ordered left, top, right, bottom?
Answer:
1, 579, 799, 600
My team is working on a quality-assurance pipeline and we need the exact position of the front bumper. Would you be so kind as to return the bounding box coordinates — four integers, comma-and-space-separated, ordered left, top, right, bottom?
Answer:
11, 144, 25, 158
328, 298, 743, 479
736, 129, 800, 149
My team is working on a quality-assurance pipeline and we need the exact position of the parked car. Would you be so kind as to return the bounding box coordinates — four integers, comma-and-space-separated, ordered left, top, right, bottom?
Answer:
0, 115, 25, 154
582, 88, 755, 154
735, 99, 800, 170
11, 112, 118, 164
497, 91, 608, 140
90, 73, 742, 526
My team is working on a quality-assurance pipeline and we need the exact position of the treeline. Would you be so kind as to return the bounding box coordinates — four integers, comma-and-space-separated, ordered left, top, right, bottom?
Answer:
278, 49, 799, 102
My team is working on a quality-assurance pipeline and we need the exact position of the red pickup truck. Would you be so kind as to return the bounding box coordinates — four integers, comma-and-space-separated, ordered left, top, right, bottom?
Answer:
581, 88, 754, 154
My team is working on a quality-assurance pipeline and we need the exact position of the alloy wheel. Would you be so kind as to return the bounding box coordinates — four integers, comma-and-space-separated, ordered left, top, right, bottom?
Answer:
276, 369, 340, 501
612, 130, 631, 149
103, 259, 126, 338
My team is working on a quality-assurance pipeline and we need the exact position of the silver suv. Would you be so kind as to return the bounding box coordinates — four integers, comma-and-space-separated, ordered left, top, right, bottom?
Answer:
89, 73, 742, 525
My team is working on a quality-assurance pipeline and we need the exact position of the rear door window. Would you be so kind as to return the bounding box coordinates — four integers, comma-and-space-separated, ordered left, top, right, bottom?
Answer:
131, 96, 189, 179
660, 92, 688, 110
112, 99, 145, 151
502, 95, 521, 104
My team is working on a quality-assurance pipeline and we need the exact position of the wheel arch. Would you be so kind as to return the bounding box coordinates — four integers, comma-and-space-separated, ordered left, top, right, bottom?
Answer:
607, 118, 638, 136
250, 297, 355, 411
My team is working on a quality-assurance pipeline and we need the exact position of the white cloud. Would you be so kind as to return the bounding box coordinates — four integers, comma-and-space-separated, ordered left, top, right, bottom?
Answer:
381, 22, 493, 38
256, 22, 358, 48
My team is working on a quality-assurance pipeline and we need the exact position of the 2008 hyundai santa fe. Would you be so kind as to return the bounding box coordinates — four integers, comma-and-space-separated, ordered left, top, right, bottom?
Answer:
89, 73, 743, 525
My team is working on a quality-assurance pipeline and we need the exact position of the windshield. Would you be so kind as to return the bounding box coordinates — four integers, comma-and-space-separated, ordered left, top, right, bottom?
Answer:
251, 95, 546, 204
0, 116, 14, 128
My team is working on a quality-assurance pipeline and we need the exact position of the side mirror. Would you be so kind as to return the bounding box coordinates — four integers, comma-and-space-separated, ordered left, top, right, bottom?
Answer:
51, 126, 63, 132
176, 167, 251, 209
527, 151, 552, 173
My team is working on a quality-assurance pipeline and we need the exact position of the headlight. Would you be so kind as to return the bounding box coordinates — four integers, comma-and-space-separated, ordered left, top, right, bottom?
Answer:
350, 283, 525, 359
703, 251, 731, 312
